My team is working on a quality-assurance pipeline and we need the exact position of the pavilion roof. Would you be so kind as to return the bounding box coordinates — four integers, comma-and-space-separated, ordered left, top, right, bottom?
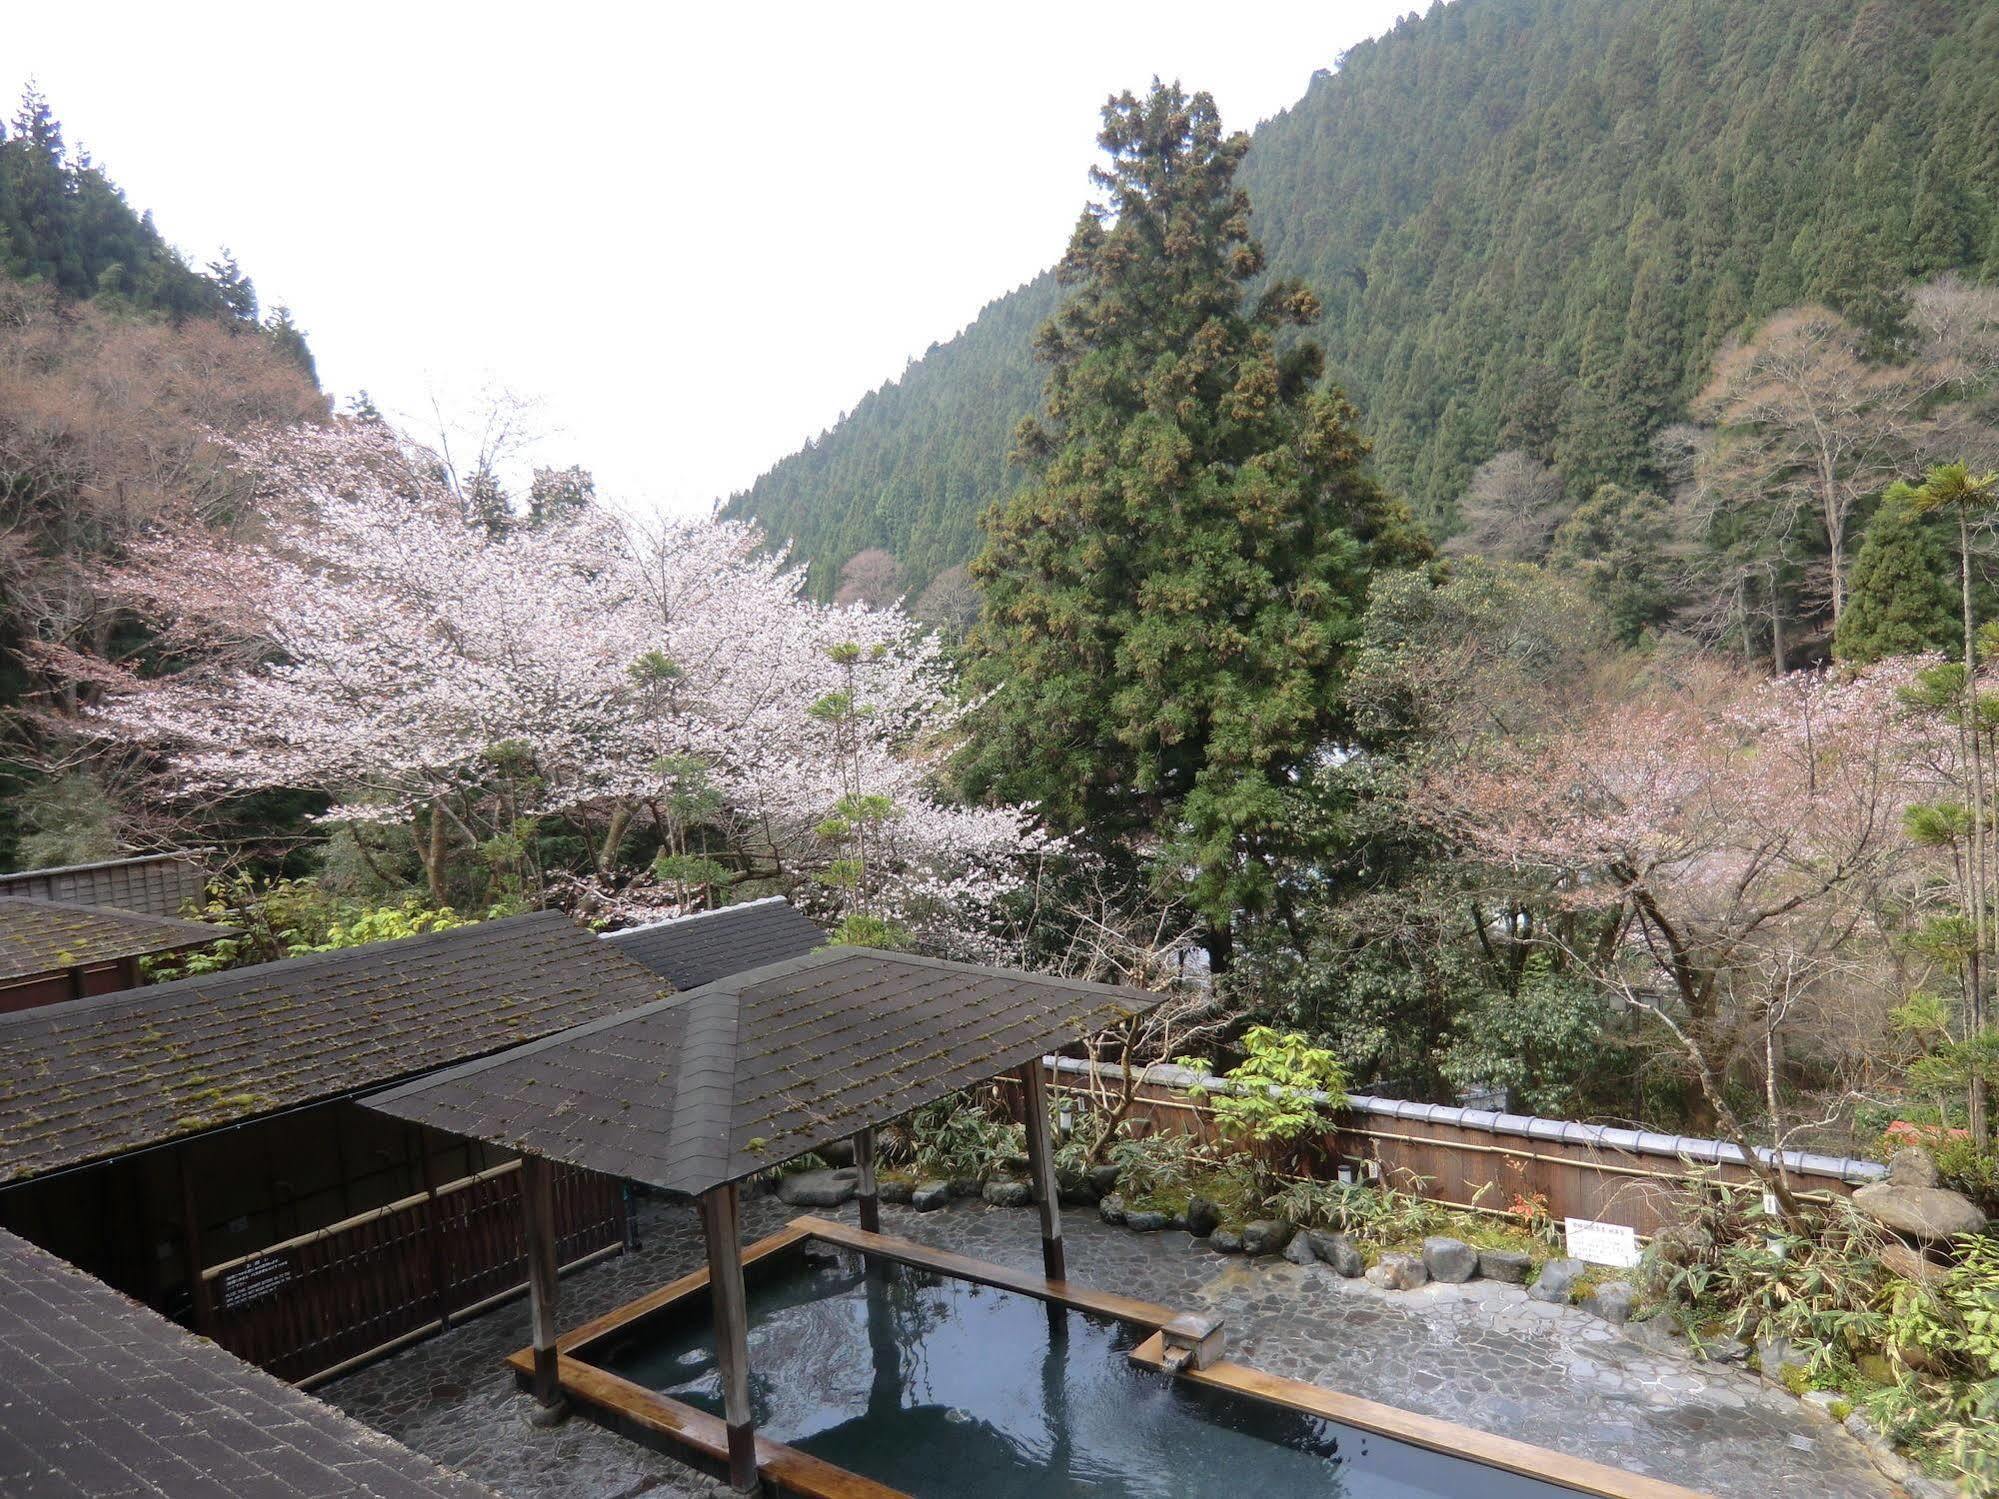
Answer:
364, 946, 1162, 1197
0, 897, 232, 984
0, 911, 669, 1186
600, 897, 826, 990
0, 1227, 493, 1498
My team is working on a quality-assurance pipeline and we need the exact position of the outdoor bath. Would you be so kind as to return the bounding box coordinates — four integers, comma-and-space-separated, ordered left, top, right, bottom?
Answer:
516, 1216, 1704, 1499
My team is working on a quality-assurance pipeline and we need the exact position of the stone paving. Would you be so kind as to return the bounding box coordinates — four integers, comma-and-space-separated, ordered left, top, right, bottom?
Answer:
322, 1193, 1900, 1499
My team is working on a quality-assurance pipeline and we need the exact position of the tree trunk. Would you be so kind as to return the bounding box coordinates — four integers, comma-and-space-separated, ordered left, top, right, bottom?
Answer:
1960, 507, 1991, 1150
1203, 918, 1232, 977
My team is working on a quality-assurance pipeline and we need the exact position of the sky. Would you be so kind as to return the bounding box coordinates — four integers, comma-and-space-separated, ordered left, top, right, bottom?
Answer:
10, 2, 1419, 518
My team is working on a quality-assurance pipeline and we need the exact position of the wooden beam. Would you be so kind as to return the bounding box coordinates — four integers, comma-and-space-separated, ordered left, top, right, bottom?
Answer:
522, 1154, 562, 1410
853, 1125, 880, 1234
175, 1143, 214, 1336
700, 1183, 758, 1493
1016, 1060, 1065, 1281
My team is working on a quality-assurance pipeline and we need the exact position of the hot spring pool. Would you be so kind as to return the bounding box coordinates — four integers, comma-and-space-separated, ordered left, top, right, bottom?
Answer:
584, 1243, 1596, 1498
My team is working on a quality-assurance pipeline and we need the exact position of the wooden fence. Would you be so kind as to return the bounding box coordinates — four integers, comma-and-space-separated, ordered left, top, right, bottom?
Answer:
200, 1158, 625, 1384
1026, 1057, 1883, 1240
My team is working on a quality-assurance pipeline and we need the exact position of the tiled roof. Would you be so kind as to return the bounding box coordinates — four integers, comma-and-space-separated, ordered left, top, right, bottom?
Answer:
0, 911, 669, 1186
0, 1227, 493, 1498
366, 946, 1163, 1197
600, 897, 826, 989
0, 897, 232, 984
0, 853, 209, 919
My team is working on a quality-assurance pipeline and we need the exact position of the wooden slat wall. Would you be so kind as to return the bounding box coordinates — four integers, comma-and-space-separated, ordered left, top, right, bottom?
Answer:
1025, 1064, 1861, 1238
202, 1160, 625, 1384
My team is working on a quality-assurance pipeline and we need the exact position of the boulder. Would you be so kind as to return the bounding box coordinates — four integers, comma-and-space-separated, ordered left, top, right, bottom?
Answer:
1098, 1193, 1128, 1226
911, 1181, 951, 1212
1308, 1231, 1365, 1278
1695, 1335, 1750, 1364
1283, 1232, 1318, 1266
1124, 1208, 1173, 1232
982, 1179, 1033, 1208
1184, 1196, 1222, 1238
777, 1168, 859, 1207
1086, 1164, 1122, 1198
1625, 1317, 1686, 1356
1755, 1334, 1808, 1383
1583, 1282, 1635, 1325
1528, 1257, 1585, 1304
1886, 1147, 1940, 1189
817, 1139, 857, 1167
1056, 1169, 1099, 1206
1478, 1248, 1532, 1284
1241, 1220, 1295, 1256
1850, 1181, 1985, 1243
1364, 1252, 1429, 1291
1209, 1227, 1245, 1254
1421, 1236, 1478, 1284
948, 1177, 983, 1200
877, 1177, 916, 1205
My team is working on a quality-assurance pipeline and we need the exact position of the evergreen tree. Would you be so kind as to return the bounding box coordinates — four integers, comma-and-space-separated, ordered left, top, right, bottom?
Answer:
1833, 486, 1959, 664
964, 81, 1426, 967
1547, 482, 1678, 645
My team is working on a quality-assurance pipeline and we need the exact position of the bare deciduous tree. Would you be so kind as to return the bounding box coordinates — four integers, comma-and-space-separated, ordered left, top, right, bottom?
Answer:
1446, 450, 1570, 563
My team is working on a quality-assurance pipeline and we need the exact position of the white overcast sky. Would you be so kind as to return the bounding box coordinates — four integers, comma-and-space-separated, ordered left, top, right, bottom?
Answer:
11, 2, 1417, 518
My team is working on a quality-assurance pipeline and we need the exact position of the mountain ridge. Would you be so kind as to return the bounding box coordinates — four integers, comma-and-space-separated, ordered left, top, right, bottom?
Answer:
724, 0, 1999, 597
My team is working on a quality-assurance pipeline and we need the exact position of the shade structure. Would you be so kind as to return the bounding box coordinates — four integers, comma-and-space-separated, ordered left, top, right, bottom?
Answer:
363, 945, 1162, 1198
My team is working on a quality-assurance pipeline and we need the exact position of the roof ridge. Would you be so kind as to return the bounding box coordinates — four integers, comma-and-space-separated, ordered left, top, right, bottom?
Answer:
0, 851, 207, 882
599, 896, 788, 941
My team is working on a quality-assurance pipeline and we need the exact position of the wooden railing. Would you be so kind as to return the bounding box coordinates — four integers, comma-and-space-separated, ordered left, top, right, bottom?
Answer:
200, 1158, 624, 1384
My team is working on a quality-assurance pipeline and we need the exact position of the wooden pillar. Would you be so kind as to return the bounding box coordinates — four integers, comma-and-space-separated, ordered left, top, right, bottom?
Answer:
1016, 1059, 1066, 1282
700, 1183, 758, 1493
522, 1154, 563, 1410
853, 1125, 880, 1235
176, 1143, 215, 1335
413, 1127, 452, 1332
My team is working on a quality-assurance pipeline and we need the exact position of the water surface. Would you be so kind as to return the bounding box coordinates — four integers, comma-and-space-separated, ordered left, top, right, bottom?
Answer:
594, 1245, 1583, 1498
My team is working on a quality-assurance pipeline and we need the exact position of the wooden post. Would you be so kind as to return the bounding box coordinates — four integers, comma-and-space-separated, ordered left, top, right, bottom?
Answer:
1017, 1059, 1066, 1282
700, 1183, 758, 1493
853, 1125, 880, 1234
176, 1143, 214, 1336
522, 1154, 563, 1412
413, 1127, 452, 1332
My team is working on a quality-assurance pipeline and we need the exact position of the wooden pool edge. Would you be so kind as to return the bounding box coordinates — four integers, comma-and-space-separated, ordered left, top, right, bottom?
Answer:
510, 1215, 1713, 1499
1127, 1331, 1705, 1499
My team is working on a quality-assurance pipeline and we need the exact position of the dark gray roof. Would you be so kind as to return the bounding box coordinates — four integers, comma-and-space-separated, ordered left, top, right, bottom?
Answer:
0, 911, 669, 1186
0, 853, 209, 920
0, 897, 233, 984
366, 946, 1162, 1197
0, 1227, 493, 1498
600, 897, 825, 989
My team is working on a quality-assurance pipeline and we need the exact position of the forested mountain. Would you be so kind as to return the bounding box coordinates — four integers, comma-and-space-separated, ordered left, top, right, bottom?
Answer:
0, 87, 325, 869
725, 0, 1999, 596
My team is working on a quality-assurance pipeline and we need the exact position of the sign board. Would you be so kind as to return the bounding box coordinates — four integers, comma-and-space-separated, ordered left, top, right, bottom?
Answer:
218, 1252, 295, 1311
1761, 1191, 1780, 1217
1564, 1217, 1640, 1268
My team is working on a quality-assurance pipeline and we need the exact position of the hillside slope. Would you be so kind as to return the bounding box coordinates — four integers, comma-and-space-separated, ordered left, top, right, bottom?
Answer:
725, 0, 1999, 595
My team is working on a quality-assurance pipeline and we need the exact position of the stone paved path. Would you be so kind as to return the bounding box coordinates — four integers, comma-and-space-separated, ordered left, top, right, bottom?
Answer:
322, 1194, 1899, 1499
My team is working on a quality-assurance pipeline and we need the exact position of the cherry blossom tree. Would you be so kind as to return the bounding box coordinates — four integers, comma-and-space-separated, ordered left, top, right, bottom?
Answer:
1421, 659, 1930, 1222
91, 421, 1050, 952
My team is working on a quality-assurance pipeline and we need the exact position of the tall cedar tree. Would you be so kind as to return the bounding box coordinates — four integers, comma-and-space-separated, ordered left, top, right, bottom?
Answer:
964, 81, 1425, 968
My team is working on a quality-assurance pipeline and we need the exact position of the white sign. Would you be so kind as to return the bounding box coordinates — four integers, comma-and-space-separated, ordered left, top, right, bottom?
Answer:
1564, 1217, 1641, 1268
1761, 1191, 1780, 1217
